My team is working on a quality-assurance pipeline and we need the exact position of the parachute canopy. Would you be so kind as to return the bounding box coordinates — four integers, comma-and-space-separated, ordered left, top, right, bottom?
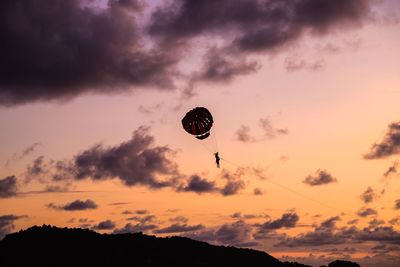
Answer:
181, 107, 213, 140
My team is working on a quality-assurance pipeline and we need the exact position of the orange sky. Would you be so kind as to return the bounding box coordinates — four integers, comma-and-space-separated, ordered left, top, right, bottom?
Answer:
0, 1, 400, 266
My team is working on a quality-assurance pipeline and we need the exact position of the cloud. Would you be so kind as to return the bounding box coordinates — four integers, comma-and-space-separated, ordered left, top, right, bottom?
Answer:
303, 169, 337, 186
395, 199, 400, 210
184, 220, 258, 248
47, 199, 98, 211
108, 202, 130, 206
135, 209, 149, 215
259, 118, 289, 139
360, 186, 378, 204
355, 226, 400, 245
153, 223, 205, 234
177, 169, 246, 196
193, 48, 259, 83
113, 222, 158, 234
0, 0, 177, 106
126, 215, 155, 223
1, 0, 372, 106
23, 127, 249, 196
347, 219, 359, 225
230, 212, 265, 220
357, 207, 378, 217
219, 169, 246, 196
368, 218, 385, 228
235, 117, 288, 143
138, 103, 163, 114
383, 161, 398, 177
169, 216, 188, 223
73, 126, 181, 188
284, 56, 325, 72
178, 175, 217, 193
319, 216, 341, 229
235, 126, 257, 143
256, 212, 299, 232
23, 127, 184, 192
364, 122, 400, 159
0, 176, 18, 198
92, 220, 116, 230
253, 188, 264, 196
20, 143, 42, 159
25, 156, 47, 180
0, 214, 26, 239
149, 0, 369, 48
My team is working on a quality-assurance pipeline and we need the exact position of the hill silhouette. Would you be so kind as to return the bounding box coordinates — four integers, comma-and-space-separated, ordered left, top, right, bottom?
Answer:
0, 225, 359, 267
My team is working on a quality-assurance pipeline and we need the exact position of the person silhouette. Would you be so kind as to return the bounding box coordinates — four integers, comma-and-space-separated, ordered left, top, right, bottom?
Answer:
214, 152, 221, 168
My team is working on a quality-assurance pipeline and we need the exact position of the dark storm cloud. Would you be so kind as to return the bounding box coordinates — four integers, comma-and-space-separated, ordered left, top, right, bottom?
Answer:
364, 122, 400, 159
0, 214, 26, 239
1, 0, 372, 106
73, 126, 181, 188
360, 186, 378, 204
0, 0, 176, 106
149, 0, 369, 48
303, 169, 337, 186
153, 223, 205, 234
256, 212, 299, 231
47, 199, 98, 211
0, 175, 18, 198
357, 207, 378, 217
92, 220, 116, 230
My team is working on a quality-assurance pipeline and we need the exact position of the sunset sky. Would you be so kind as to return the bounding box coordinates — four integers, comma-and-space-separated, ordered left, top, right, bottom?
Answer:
0, 0, 400, 266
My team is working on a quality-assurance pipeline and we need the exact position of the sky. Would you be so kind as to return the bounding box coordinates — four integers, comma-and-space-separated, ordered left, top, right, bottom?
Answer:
0, 0, 399, 266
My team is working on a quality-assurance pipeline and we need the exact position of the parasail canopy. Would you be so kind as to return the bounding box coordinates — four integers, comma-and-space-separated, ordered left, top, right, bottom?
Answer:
181, 107, 213, 140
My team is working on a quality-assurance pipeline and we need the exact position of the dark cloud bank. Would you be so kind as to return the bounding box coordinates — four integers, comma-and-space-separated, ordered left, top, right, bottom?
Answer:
0, 0, 372, 106
25, 126, 248, 196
